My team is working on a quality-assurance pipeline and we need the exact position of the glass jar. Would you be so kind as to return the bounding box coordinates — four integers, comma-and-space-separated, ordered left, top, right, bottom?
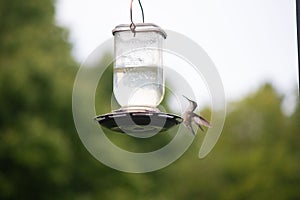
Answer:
112, 23, 167, 111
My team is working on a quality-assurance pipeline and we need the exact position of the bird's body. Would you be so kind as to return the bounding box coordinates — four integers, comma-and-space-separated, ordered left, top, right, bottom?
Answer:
182, 95, 211, 135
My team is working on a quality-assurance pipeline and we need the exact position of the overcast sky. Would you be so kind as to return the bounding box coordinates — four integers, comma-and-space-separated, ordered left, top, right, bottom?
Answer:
55, 0, 298, 112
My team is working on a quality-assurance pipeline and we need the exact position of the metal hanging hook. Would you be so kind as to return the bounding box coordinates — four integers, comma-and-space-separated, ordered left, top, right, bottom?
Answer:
130, 0, 145, 34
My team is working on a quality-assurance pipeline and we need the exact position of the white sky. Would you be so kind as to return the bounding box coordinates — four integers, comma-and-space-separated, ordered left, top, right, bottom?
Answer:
55, 0, 298, 107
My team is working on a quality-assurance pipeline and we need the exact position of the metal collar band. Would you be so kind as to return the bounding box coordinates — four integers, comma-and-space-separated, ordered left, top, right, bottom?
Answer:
112, 23, 167, 39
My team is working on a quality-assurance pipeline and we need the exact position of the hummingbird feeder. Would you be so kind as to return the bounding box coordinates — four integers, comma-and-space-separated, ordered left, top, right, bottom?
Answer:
95, 0, 182, 133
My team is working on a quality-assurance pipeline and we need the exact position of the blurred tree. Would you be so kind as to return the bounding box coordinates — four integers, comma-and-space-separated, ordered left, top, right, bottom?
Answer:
0, 0, 77, 199
156, 84, 300, 200
0, 0, 75, 128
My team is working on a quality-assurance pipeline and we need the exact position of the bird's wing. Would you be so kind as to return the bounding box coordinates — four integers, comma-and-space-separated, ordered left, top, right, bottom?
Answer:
192, 113, 211, 128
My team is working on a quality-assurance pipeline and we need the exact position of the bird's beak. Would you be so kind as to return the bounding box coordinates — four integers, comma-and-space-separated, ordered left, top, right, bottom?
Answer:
182, 95, 191, 101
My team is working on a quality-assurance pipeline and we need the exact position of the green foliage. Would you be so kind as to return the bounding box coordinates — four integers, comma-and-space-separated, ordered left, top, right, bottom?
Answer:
0, 0, 299, 199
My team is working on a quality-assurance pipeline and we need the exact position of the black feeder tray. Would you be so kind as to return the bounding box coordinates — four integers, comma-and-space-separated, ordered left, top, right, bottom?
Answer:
94, 110, 182, 134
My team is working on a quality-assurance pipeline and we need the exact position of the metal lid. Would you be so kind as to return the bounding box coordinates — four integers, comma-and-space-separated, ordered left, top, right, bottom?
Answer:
112, 23, 167, 39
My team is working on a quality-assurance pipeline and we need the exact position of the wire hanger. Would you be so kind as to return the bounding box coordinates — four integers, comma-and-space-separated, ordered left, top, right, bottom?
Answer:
130, 0, 145, 34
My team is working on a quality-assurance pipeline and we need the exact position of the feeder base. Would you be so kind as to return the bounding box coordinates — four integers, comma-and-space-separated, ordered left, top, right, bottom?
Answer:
94, 110, 182, 134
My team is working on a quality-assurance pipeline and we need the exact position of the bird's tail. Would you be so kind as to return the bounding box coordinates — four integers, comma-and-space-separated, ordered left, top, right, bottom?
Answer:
187, 125, 196, 136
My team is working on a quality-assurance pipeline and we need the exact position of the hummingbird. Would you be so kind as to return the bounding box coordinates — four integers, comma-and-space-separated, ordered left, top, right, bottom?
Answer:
182, 95, 211, 135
